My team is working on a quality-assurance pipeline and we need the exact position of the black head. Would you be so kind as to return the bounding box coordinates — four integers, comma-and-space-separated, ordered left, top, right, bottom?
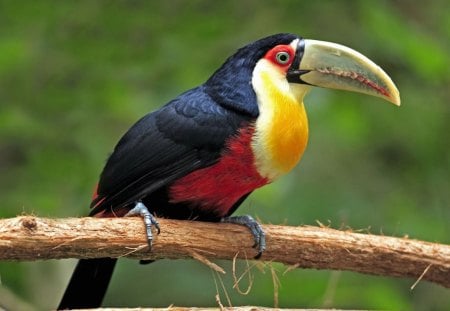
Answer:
204, 33, 301, 117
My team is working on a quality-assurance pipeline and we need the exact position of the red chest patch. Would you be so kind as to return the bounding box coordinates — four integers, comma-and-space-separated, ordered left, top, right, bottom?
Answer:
168, 126, 269, 217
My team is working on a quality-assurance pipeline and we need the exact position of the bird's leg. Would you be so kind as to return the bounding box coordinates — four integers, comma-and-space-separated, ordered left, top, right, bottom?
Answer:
221, 215, 266, 259
124, 201, 160, 250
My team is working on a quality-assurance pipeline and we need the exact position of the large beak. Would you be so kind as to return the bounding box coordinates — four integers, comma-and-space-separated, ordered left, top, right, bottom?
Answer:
288, 39, 400, 106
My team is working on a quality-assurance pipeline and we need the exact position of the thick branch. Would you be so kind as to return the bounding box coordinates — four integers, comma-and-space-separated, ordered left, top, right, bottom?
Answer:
0, 216, 448, 288
62, 309, 350, 311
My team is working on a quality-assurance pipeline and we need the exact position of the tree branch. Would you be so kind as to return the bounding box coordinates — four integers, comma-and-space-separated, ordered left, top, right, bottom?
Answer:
0, 216, 449, 288
58, 308, 357, 311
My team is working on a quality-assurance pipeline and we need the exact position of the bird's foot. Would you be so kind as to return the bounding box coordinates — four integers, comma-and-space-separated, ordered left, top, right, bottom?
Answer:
221, 215, 266, 259
125, 202, 160, 250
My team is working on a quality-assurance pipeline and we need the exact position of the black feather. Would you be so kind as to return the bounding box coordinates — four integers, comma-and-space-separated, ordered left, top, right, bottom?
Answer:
58, 258, 117, 310
92, 33, 300, 215
60, 33, 301, 309
90, 86, 253, 215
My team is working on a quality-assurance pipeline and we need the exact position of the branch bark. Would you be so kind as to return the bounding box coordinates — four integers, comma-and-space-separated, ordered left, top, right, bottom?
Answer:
0, 216, 449, 288
67, 308, 354, 311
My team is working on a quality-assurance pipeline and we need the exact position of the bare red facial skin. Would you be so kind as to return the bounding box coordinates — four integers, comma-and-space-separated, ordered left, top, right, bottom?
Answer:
264, 45, 295, 71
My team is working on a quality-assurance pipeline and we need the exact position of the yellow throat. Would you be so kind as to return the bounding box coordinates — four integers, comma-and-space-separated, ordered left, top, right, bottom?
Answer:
251, 59, 310, 181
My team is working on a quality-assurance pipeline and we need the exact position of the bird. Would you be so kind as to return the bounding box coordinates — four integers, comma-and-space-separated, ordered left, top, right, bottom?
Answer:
58, 33, 400, 309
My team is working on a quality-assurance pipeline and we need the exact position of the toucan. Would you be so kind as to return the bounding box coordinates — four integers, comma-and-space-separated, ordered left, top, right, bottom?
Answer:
58, 33, 400, 309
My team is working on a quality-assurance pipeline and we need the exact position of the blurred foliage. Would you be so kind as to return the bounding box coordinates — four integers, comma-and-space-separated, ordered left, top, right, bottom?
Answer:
0, 0, 449, 310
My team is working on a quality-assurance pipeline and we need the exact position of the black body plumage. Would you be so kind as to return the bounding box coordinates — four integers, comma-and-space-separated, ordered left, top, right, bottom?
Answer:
90, 86, 253, 218
58, 33, 300, 310
91, 33, 298, 219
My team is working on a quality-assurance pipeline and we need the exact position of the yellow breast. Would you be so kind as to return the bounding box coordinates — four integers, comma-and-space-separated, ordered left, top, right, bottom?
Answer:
251, 60, 310, 180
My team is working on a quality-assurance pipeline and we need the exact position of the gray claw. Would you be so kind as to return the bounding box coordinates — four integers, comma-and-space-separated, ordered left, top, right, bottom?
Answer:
125, 202, 160, 249
221, 215, 266, 258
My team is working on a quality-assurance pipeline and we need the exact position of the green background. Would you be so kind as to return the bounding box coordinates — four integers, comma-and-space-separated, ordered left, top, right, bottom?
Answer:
0, 1, 449, 310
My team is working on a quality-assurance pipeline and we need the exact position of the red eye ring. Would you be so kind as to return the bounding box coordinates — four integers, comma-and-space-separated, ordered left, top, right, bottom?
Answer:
264, 45, 295, 68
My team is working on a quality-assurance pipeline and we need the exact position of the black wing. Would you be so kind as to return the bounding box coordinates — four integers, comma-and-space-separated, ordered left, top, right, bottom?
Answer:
90, 86, 254, 215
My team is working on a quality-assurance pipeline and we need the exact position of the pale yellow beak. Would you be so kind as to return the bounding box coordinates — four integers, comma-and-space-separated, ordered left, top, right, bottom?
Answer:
293, 39, 400, 106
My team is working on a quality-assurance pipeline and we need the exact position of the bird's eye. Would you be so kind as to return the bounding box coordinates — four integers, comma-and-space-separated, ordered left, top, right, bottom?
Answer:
275, 51, 291, 65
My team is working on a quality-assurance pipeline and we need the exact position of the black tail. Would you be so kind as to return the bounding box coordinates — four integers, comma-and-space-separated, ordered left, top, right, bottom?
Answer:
58, 258, 117, 310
